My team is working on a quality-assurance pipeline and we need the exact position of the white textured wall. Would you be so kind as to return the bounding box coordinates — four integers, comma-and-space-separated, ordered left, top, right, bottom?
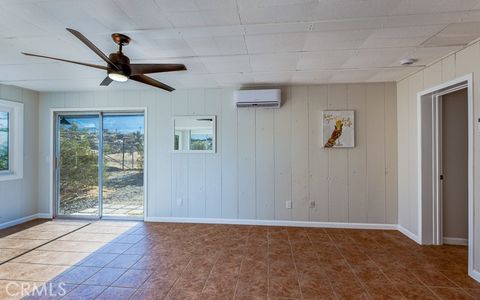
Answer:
397, 41, 480, 269
38, 83, 397, 224
0, 84, 39, 225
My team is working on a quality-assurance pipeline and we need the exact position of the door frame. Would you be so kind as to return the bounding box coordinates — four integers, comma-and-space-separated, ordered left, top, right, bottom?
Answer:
417, 74, 474, 278
49, 107, 148, 221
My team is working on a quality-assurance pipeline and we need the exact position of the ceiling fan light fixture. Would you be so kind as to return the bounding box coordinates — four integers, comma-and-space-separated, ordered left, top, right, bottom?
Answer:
108, 71, 128, 82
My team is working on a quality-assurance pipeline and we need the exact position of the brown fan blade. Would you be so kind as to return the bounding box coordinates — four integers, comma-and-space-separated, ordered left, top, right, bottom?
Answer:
130, 74, 174, 92
130, 63, 186, 75
66, 28, 120, 70
100, 77, 113, 86
22, 52, 108, 70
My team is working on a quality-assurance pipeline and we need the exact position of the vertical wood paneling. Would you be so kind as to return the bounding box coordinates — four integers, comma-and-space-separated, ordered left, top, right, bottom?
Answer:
171, 91, 189, 217
385, 83, 398, 224
154, 91, 172, 217
442, 55, 456, 82
205, 89, 222, 218
347, 84, 368, 223
308, 86, 329, 222
237, 108, 256, 219
291, 87, 309, 221
327, 85, 349, 222
366, 83, 386, 223
423, 62, 442, 89
187, 89, 206, 218
256, 108, 275, 220
408, 72, 424, 234
220, 88, 238, 218
396, 79, 410, 227
274, 88, 292, 220
37, 84, 398, 225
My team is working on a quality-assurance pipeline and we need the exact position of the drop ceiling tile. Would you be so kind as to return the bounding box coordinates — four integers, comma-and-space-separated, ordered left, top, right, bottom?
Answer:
200, 55, 252, 73
384, 12, 464, 28
422, 22, 480, 47
113, 0, 173, 30
244, 23, 310, 35
249, 53, 300, 71
311, 0, 400, 20
150, 38, 196, 58
405, 46, 463, 66
184, 36, 247, 56
166, 9, 240, 27
36, 0, 112, 34
391, 0, 479, 15
237, 0, 317, 24
297, 50, 355, 70
310, 18, 384, 32
253, 72, 293, 84
179, 26, 244, 38
361, 25, 445, 48
212, 72, 254, 86
304, 30, 373, 51
343, 48, 412, 68
154, 0, 198, 12
366, 67, 423, 82
245, 33, 306, 54
329, 69, 378, 83
291, 70, 334, 84
75, 0, 138, 32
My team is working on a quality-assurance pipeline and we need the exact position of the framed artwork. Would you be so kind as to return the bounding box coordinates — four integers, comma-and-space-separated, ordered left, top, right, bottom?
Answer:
322, 110, 355, 148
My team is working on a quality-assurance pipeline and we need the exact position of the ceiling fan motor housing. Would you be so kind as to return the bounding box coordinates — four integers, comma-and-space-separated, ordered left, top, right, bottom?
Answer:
109, 52, 131, 77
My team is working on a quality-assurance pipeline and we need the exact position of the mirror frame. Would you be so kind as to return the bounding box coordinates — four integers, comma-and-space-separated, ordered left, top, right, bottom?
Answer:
172, 115, 217, 154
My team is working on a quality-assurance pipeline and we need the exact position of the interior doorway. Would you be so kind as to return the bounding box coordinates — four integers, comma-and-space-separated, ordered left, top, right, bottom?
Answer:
441, 88, 468, 246
54, 111, 145, 220
417, 74, 474, 278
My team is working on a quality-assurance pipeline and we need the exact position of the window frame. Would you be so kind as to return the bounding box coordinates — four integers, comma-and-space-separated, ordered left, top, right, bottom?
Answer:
0, 99, 23, 181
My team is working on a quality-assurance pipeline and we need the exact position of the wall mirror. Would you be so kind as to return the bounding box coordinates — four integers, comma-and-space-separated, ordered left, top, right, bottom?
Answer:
173, 116, 216, 153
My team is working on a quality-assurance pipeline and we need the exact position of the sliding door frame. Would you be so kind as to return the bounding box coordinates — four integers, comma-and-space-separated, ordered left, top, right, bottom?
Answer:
49, 107, 148, 221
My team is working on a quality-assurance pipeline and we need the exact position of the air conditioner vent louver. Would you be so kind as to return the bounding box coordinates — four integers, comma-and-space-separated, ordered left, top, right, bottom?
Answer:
233, 89, 281, 108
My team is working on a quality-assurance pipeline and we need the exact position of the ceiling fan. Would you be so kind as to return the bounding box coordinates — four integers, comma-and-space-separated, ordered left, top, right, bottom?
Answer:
22, 28, 186, 92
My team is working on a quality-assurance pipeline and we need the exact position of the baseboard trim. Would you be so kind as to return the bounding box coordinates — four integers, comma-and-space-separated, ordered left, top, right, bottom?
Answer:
470, 269, 480, 283
396, 224, 421, 244
444, 237, 468, 246
0, 213, 51, 230
144, 217, 397, 230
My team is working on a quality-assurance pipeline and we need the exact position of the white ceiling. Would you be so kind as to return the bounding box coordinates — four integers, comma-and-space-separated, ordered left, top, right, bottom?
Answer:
1, 0, 480, 91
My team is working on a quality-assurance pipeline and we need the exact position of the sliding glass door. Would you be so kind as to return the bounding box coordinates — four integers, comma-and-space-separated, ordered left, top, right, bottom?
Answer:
55, 112, 144, 219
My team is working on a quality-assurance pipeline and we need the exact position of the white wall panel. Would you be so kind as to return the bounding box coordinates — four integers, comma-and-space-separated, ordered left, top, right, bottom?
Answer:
366, 83, 386, 223
237, 108, 256, 219
326, 85, 349, 222
308, 86, 329, 222
255, 108, 275, 220
347, 84, 367, 223
37, 83, 397, 225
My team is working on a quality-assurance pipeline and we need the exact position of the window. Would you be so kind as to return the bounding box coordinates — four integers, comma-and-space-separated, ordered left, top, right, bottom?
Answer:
0, 99, 23, 181
0, 111, 9, 171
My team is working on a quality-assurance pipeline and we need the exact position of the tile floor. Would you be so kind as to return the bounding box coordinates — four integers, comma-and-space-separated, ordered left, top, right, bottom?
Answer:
0, 221, 478, 299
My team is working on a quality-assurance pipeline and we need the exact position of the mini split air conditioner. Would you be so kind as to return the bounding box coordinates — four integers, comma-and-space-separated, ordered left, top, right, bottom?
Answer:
233, 89, 281, 108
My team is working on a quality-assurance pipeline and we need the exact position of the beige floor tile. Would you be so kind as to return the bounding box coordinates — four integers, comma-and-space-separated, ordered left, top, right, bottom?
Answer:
0, 279, 45, 300
0, 239, 46, 250
11, 250, 90, 266
37, 240, 106, 253
58, 232, 119, 243
0, 262, 68, 282
3, 231, 65, 241
76, 226, 131, 235
0, 249, 24, 263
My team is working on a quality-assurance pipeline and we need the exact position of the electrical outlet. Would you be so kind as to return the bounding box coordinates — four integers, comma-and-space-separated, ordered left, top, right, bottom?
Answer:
286, 200, 292, 209
176, 198, 183, 206
309, 201, 316, 208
